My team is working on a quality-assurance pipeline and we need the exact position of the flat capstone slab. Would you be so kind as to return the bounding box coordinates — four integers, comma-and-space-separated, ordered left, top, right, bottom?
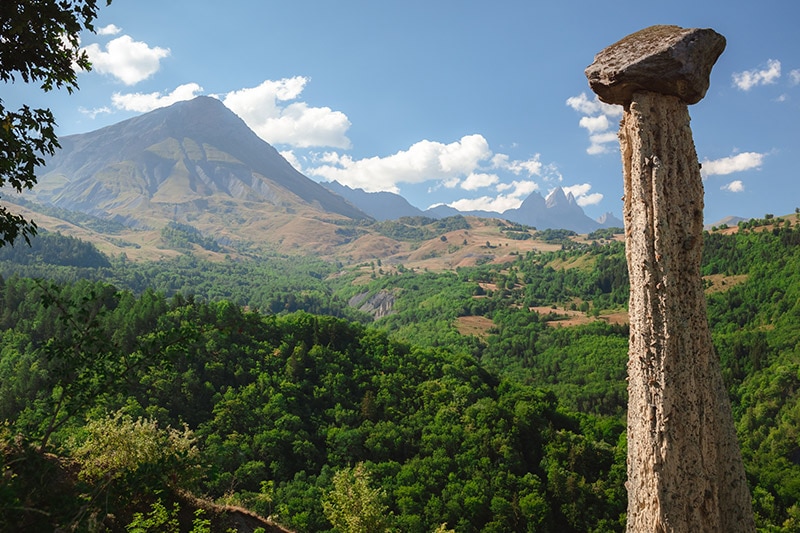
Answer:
585, 25, 726, 106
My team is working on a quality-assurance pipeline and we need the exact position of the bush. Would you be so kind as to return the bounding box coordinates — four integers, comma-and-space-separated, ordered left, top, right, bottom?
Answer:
71, 410, 201, 490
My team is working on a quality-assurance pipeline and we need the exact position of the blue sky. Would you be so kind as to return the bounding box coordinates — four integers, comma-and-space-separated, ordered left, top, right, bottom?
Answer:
7, 0, 800, 223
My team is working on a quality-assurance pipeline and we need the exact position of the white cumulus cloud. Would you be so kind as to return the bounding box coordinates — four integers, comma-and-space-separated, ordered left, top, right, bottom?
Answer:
442, 177, 461, 189
790, 69, 800, 86
461, 172, 499, 191
721, 180, 745, 193
563, 183, 604, 206
83, 35, 170, 85
563, 183, 592, 197
447, 194, 522, 213
302, 126, 566, 215
732, 59, 781, 91
505, 180, 539, 198
446, 180, 539, 213
701, 152, 765, 177
587, 132, 619, 155
566, 93, 622, 117
579, 115, 610, 134
567, 92, 622, 155
577, 193, 603, 206
223, 77, 351, 149
111, 83, 204, 112
279, 150, 302, 171
305, 134, 491, 192
97, 24, 122, 36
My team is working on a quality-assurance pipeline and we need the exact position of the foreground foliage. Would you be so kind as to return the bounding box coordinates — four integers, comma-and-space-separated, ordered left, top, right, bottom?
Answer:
0, 0, 112, 245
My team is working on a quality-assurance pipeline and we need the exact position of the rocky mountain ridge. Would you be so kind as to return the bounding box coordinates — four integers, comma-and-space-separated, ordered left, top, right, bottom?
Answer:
15, 96, 625, 259
324, 181, 623, 232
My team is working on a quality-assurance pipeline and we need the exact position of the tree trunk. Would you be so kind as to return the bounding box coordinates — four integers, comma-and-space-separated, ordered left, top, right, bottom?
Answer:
620, 91, 755, 532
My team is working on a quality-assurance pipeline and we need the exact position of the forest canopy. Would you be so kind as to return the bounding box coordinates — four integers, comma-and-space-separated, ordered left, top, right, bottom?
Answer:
1, 219, 799, 531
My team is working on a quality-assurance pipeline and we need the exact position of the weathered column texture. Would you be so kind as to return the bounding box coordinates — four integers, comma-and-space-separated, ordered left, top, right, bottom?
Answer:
586, 26, 755, 532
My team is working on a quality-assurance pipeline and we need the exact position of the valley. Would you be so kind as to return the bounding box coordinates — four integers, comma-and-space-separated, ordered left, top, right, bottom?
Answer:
1, 210, 798, 531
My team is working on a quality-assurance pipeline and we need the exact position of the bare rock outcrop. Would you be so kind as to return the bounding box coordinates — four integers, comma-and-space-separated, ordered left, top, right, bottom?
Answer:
586, 25, 755, 532
349, 290, 396, 320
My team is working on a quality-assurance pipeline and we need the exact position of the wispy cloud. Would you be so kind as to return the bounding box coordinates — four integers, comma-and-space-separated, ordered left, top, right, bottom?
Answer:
732, 59, 781, 91
82, 35, 170, 85
78, 105, 112, 119
491, 153, 543, 176
587, 132, 618, 156
566, 92, 622, 155
701, 152, 766, 177
790, 69, 800, 86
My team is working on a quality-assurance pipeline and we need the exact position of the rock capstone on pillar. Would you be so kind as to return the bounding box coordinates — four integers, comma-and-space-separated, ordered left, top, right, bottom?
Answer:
585, 25, 755, 533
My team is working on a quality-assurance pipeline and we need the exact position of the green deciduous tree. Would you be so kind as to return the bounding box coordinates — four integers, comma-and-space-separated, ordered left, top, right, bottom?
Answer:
31, 281, 126, 451
322, 462, 392, 532
0, 0, 111, 246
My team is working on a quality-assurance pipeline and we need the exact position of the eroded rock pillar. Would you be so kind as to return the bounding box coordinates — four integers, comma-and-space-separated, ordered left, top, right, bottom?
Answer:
585, 26, 755, 532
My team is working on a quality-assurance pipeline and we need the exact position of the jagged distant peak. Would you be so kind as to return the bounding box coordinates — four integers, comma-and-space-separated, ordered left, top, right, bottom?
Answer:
546, 186, 565, 199
597, 211, 624, 228
545, 186, 569, 207
546, 187, 582, 211
517, 189, 546, 209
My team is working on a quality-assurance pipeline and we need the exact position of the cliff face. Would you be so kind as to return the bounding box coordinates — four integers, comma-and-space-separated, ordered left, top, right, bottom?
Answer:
348, 290, 395, 319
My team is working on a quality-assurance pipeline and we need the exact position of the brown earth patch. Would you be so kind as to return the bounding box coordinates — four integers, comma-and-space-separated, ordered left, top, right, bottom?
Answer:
704, 274, 748, 294
602, 310, 630, 325
530, 305, 629, 328
455, 315, 495, 339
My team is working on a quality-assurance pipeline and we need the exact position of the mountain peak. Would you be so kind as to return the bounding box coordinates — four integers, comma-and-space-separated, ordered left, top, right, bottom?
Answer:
154, 96, 258, 146
545, 186, 571, 208
597, 211, 624, 228
32, 96, 369, 228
